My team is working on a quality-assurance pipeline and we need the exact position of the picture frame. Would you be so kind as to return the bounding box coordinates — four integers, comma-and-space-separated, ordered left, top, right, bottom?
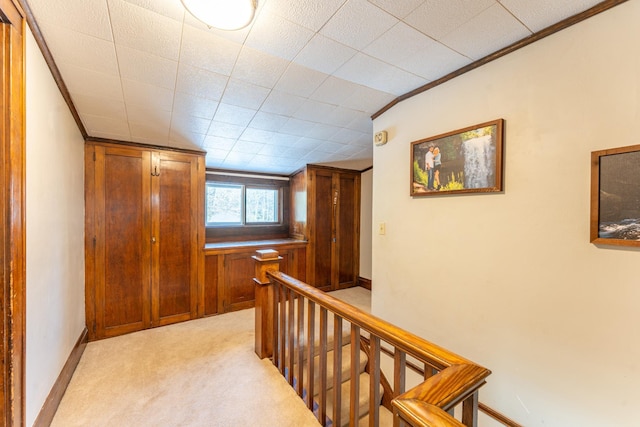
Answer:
410, 119, 504, 197
590, 144, 640, 246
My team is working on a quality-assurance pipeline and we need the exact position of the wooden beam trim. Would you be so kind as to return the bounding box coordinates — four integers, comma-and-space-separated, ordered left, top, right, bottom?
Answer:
372, 0, 630, 120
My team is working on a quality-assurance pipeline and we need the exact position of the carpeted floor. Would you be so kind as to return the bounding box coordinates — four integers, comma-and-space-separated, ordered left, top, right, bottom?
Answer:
51, 287, 371, 427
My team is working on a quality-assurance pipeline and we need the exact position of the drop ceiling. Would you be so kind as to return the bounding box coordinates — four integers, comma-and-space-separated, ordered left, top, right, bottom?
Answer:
25, 0, 606, 174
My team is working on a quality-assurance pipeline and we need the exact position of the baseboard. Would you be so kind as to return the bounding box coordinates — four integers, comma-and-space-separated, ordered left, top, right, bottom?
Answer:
358, 276, 372, 290
33, 327, 88, 427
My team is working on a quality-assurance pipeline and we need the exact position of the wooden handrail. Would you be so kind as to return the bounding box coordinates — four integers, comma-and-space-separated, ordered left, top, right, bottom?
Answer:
267, 270, 473, 371
255, 253, 491, 427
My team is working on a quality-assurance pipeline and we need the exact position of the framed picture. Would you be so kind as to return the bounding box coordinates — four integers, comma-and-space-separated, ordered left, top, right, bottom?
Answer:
410, 119, 504, 197
590, 144, 640, 246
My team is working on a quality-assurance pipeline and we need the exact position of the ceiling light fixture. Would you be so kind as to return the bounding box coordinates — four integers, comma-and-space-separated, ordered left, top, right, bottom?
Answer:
181, 0, 257, 31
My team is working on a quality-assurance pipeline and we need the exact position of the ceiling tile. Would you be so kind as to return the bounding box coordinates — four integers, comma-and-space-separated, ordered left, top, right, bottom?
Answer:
168, 129, 206, 147
232, 140, 266, 154
322, 106, 363, 127
232, 46, 290, 88
175, 63, 228, 101
129, 121, 170, 140
221, 79, 271, 110
346, 114, 373, 133
37, 23, 119, 76
258, 144, 290, 156
367, 0, 424, 19
396, 40, 470, 81
240, 128, 278, 144
81, 113, 130, 136
213, 103, 257, 127
116, 45, 178, 90
122, 0, 186, 21
170, 114, 212, 136
180, 25, 242, 76
126, 105, 171, 126
122, 78, 174, 110
263, 133, 301, 147
204, 147, 230, 160
341, 85, 395, 113
305, 123, 342, 140
260, 90, 306, 116
330, 128, 365, 144
441, 3, 532, 60
248, 111, 290, 132
108, 0, 182, 60
262, 0, 347, 32
274, 63, 329, 98
404, 0, 495, 39
280, 118, 317, 137
71, 93, 127, 121
293, 34, 357, 75
223, 151, 257, 167
27, 0, 114, 41
364, 22, 435, 66
57, 63, 124, 101
292, 100, 336, 123
183, 14, 253, 45
334, 53, 428, 95
319, 0, 398, 50
207, 121, 246, 139
203, 135, 237, 151
309, 76, 359, 106
173, 92, 219, 120
500, 0, 603, 32
245, 11, 315, 61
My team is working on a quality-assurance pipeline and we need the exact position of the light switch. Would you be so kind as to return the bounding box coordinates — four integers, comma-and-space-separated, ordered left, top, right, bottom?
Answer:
378, 222, 386, 235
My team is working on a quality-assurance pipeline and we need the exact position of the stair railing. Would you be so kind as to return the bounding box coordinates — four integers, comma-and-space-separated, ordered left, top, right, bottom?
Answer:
254, 250, 491, 427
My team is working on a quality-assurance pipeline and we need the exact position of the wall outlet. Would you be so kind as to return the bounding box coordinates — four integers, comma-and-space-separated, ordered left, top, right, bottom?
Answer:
378, 222, 386, 235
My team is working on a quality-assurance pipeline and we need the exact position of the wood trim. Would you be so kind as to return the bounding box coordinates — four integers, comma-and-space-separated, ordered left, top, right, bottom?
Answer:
1, 1, 26, 424
357, 277, 371, 290
372, 0, 630, 120
15, 0, 86, 138
32, 328, 88, 427
86, 137, 205, 155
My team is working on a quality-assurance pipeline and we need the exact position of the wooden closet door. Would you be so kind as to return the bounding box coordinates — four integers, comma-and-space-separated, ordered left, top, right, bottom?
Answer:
151, 151, 198, 326
311, 170, 334, 291
336, 173, 360, 288
93, 145, 152, 338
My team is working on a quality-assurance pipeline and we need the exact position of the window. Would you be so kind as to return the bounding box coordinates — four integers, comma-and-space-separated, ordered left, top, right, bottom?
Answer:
206, 182, 280, 227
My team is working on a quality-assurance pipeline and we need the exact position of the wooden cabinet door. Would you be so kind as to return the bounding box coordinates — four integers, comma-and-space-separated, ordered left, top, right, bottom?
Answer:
311, 169, 334, 291
152, 151, 199, 326
224, 253, 256, 311
92, 145, 152, 338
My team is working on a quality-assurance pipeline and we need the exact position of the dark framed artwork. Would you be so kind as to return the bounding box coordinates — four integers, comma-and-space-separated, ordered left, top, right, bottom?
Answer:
410, 119, 504, 197
590, 144, 640, 246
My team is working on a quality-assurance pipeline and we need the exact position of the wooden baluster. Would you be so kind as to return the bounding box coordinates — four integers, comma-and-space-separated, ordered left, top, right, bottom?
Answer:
462, 390, 479, 427
333, 315, 343, 426
350, 325, 361, 426
369, 336, 381, 427
318, 307, 328, 426
272, 283, 279, 368
306, 301, 315, 410
287, 288, 295, 386
278, 286, 289, 378
296, 295, 305, 397
392, 350, 406, 427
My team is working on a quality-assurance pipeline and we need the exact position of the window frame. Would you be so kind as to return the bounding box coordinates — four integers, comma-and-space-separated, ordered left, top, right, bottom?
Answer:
205, 172, 290, 242
205, 181, 282, 227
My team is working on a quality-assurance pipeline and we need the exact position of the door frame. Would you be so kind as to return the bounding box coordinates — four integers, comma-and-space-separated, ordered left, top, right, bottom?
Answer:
0, 0, 26, 425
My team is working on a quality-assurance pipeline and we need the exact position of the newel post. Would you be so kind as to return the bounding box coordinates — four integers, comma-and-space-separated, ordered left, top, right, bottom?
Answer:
253, 249, 281, 359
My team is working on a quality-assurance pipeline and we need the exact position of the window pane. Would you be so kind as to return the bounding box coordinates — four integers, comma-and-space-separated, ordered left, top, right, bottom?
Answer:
246, 188, 278, 223
206, 183, 242, 225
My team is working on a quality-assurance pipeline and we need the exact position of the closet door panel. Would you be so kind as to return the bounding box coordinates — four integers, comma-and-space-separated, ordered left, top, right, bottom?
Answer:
96, 146, 151, 337
312, 171, 333, 290
153, 152, 198, 325
337, 174, 357, 287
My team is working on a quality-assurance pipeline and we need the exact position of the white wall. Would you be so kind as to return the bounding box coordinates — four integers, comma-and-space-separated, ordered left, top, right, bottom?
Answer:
25, 30, 86, 426
359, 168, 372, 279
372, 2, 640, 426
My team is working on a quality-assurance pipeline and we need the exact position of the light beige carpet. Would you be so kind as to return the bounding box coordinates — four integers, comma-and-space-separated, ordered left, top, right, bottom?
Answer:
51, 287, 371, 427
